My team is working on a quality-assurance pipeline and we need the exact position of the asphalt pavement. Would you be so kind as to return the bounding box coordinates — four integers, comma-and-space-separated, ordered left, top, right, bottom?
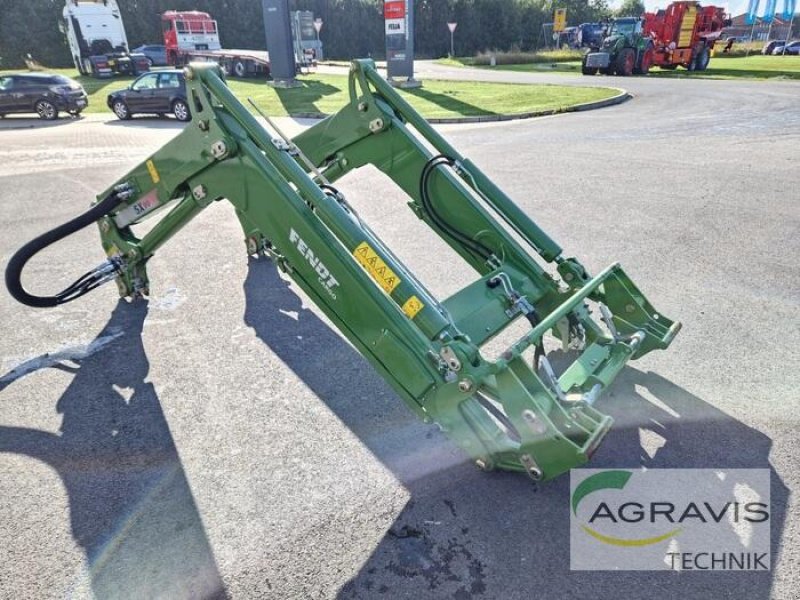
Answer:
0, 64, 798, 599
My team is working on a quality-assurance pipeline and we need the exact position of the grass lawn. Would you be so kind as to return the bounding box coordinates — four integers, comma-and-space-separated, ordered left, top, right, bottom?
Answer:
457, 53, 800, 81
1, 67, 618, 119
650, 54, 800, 80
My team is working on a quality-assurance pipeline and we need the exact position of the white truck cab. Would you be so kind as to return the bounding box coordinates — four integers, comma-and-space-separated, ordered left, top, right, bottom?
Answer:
62, 0, 148, 77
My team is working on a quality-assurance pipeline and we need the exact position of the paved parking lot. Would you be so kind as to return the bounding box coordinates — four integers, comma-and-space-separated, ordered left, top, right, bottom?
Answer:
1, 67, 798, 599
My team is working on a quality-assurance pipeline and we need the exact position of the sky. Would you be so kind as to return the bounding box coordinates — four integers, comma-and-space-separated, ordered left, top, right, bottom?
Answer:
606, 0, 785, 18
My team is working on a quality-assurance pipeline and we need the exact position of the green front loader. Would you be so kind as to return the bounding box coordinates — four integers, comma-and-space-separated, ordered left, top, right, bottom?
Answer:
5, 61, 680, 482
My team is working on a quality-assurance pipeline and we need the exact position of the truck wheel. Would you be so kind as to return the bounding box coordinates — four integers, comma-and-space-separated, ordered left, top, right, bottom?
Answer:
233, 60, 246, 78
615, 48, 635, 76
581, 64, 599, 75
694, 47, 710, 71
112, 100, 131, 120
35, 100, 58, 120
172, 99, 191, 122
635, 48, 653, 75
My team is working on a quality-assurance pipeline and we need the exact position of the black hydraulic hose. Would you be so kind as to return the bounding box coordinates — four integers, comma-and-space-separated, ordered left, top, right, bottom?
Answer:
524, 311, 546, 370
419, 155, 494, 262
5, 192, 125, 308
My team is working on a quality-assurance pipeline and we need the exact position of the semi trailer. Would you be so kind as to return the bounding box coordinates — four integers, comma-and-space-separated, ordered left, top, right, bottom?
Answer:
162, 10, 271, 78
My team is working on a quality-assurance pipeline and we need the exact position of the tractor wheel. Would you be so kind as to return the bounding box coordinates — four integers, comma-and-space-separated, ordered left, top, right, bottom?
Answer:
581, 64, 599, 76
694, 47, 710, 71
635, 48, 654, 75
615, 48, 635, 76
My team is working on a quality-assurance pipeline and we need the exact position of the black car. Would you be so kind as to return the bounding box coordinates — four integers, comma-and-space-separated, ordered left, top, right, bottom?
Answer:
107, 70, 191, 121
0, 73, 88, 120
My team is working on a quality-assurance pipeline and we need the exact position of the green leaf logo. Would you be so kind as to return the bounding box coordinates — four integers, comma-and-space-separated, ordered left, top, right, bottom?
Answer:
572, 470, 633, 516
572, 470, 681, 547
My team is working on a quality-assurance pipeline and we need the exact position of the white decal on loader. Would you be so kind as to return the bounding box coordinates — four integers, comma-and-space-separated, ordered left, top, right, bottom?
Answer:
289, 228, 340, 299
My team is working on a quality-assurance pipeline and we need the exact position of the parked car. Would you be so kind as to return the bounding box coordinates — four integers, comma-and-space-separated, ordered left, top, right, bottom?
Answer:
107, 70, 191, 121
133, 44, 169, 67
773, 41, 800, 55
0, 73, 88, 120
762, 40, 788, 54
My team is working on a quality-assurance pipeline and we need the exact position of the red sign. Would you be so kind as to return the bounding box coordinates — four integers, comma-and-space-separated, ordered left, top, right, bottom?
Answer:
384, 1, 405, 20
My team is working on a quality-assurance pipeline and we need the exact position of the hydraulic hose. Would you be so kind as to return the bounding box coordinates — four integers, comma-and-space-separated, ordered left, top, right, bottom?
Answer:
5, 191, 126, 308
419, 155, 494, 262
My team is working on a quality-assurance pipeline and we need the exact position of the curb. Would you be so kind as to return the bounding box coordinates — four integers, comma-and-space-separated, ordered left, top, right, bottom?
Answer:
286, 88, 631, 124
424, 87, 631, 124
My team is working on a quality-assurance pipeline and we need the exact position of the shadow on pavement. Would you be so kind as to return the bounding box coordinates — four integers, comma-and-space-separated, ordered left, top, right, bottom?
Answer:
242, 258, 788, 600
0, 115, 84, 130
103, 116, 187, 129
0, 301, 227, 599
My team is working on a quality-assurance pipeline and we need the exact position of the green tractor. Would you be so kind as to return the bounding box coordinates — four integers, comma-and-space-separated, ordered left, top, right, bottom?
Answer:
582, 17, 654, 76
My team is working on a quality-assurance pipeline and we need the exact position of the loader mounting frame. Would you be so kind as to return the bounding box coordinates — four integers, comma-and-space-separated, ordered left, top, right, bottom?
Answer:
14, 60, 681, 481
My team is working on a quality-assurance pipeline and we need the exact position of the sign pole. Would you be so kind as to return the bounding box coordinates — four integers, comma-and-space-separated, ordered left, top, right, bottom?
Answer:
313, 18, 323, 60
783, 12, 795, 54
447, 22, 457, 57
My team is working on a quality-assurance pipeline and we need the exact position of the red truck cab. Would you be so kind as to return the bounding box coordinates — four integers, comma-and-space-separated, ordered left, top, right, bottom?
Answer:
162, 10, 221, 65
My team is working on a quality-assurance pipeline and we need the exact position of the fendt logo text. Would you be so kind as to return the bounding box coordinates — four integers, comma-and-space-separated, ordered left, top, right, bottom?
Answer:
289, 228, 340, 299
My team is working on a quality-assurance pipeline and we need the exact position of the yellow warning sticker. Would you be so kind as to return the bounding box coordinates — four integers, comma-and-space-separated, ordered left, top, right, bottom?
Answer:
353, 241, 401, 294
402, 295, 425, 319
146, 159, 160, 184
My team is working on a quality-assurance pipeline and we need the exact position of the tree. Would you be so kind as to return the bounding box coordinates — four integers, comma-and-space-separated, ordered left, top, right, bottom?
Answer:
0, 0, 622, 69
615, 0, 646, 17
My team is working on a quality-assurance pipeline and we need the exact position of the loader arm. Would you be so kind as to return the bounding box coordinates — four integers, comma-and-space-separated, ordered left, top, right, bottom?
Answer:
7, 61, 680, 481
